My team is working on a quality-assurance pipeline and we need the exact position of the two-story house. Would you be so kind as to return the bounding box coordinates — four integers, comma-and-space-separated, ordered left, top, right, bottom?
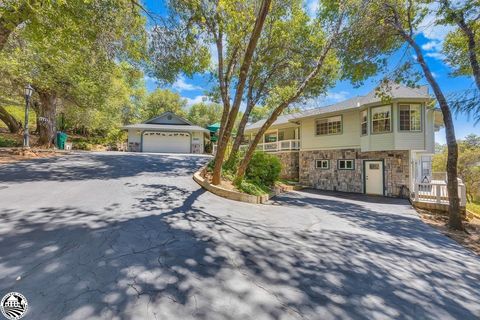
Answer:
244, 83, 444, 198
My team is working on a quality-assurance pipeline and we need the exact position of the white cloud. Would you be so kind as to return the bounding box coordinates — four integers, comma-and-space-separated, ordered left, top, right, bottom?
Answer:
325, 91, 349, 103
302, 90, 350, 108
421, 41, 442, 52
185, 95, 209, 106
172, 76, 202, 92
417, 3, 455, 43
416, 3, 454, 61
425, 52, 445, 60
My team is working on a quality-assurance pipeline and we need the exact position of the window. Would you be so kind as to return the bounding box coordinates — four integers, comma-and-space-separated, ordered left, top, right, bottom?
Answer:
371, 105, 391, 133
361, 110, 368, 135
316, 116, 342, 135
338, 159, 355, 170
369, 163, 380, 170
315, 159, 330, 169
264, 132, 277, 142
399, 104, 421, 131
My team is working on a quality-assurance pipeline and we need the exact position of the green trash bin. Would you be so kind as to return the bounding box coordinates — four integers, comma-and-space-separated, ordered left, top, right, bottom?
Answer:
56, 132, 68, 150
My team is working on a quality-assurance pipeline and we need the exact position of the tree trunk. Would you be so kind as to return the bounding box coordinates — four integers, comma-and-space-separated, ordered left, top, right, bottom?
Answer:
0, 105, 22, 133
211, 0, 272, 185
0, 1, 36, 51
458, 19, 480, 91
37, 91, 57, 147
440, 0, 480, 91
227, 101, 255, 163
401, 31, 463, 230
31, 101, 41, 134
235, 32, 337, 181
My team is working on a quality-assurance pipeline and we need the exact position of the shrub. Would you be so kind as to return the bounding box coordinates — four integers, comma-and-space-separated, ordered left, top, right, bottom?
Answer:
74, 141, 94, 150
237, 179, 270, 196
245, 152, 281, 186
204, 142, 212, 154
0, 136, 21, 147
222, 151, 242, 174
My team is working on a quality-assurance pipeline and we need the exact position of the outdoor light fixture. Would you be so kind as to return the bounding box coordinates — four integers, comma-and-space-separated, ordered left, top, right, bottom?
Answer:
24, 84, 34, 98
23, 84, 34, 148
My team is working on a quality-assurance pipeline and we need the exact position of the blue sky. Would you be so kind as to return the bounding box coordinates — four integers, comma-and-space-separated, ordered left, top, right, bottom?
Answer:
143, 0, 479, 144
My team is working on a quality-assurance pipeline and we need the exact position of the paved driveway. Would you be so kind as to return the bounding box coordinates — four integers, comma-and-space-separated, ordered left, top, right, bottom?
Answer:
0, 152, 479, 320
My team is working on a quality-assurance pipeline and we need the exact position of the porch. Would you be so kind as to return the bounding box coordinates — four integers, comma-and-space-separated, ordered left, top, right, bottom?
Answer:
241, 126, 301, 152
411, 173, 467, 211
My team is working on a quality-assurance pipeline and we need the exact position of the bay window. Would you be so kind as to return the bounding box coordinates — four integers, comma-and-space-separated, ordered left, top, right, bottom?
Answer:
399, 104, 421, 131
361, 110, 368, 135
371, 105, 391, 133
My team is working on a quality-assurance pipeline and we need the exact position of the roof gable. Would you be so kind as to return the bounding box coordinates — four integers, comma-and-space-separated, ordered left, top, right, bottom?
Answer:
145, 112, 192, 125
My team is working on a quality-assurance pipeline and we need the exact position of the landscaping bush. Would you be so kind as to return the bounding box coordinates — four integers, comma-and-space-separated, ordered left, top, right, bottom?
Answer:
0, 136, 21, 147
245, 152, 282, 186
73, 141, 94, 150
237, 179, 271, 196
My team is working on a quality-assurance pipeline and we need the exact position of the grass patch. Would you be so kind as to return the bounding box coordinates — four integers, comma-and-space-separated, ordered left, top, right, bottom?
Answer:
0, 135, 21, 147
0, 105, 36, 129
467, 201, 480, 216
236, 179, 271, 196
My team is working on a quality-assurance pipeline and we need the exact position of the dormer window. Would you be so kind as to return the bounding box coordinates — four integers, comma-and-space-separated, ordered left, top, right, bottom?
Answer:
371, 105, 391, 134
399, 104, 421, 131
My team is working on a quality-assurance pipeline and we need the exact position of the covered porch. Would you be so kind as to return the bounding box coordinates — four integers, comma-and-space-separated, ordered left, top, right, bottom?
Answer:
241, 126, 300, 152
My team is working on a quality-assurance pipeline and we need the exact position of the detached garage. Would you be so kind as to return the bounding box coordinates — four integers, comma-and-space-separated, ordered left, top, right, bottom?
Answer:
123, 112, 209, 154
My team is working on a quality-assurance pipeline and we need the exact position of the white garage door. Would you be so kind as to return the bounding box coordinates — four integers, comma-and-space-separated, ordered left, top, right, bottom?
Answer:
142, 131, 191, 153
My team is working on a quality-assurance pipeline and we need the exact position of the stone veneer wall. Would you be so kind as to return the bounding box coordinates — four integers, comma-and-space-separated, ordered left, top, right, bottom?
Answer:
299, 149, 410, 197
273, 151, 299, 180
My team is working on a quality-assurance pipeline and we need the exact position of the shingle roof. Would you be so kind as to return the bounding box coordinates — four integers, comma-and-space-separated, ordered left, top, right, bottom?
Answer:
292, 83, 431, 120
245, 83, 432, 130
122, 123, 209, 133
245, 113, 301, 131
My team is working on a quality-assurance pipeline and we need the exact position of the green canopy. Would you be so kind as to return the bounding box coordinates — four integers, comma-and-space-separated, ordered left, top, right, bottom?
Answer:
207, 123, 221, 133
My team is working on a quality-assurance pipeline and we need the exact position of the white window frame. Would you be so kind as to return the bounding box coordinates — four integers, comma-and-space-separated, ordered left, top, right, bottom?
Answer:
315, 159, 330, 169
315, 115, 343, 136
399, 104, 422, 132
338, 159, 355, 170
371, 105, 392, 134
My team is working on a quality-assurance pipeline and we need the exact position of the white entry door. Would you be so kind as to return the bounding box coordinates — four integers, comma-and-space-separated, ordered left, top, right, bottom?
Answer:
365, 160, 384, 195
142, 131, 190, 153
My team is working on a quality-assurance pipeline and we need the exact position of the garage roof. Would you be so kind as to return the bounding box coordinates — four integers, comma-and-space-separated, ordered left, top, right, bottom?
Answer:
122, 112, 210, 133
122, 123, 209, 133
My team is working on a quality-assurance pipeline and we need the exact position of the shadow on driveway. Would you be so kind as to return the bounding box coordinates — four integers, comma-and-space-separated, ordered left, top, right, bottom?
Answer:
1, 181, 479, 319
0, 152, 210, 183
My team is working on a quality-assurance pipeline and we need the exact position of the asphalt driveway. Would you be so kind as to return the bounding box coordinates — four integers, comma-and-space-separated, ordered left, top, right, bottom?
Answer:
0, 152, 479, 320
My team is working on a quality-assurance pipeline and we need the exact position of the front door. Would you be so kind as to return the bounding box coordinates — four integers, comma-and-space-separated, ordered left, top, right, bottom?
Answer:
365, 160, 384, 195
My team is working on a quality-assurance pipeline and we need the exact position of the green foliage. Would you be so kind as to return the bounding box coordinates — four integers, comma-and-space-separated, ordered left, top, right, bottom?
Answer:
438, 0, 479, 78
245, 152, 282, 186
187, 102, 222, 128
0, 105, 36, 129
204, 142, 213, 154
467, 201, 480, 215
236, 179, 271, 196
0, 135, 20, 147
62, 62, 146, 142
433, 134, 480, 202
141, 89, 187, 121
0, 0, 147, 144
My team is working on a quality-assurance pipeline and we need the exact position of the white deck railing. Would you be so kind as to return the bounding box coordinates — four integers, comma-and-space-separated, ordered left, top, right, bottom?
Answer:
413, 179, 467, 206
243, 139, 300, 152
